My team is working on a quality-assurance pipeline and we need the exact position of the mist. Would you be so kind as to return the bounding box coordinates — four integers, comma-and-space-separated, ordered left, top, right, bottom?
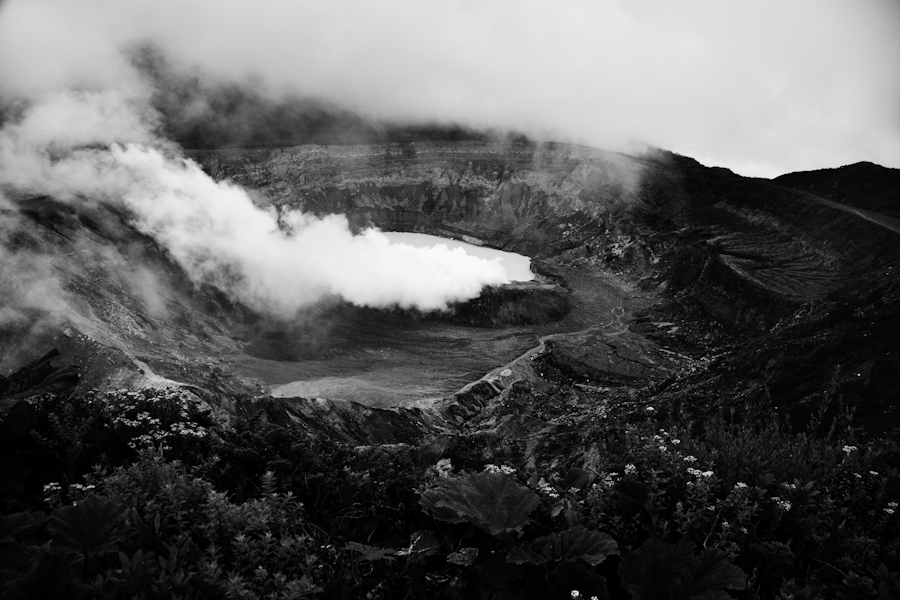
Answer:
0, 92, 511, 318
1, 0, 899, 177
0, 0, 897, 322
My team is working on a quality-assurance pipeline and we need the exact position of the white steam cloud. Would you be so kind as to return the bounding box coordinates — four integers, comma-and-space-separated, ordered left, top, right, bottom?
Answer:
0, 92, 510, 317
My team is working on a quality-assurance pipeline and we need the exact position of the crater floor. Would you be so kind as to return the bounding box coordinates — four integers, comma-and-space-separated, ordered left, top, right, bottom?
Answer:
230, 265, 652, 408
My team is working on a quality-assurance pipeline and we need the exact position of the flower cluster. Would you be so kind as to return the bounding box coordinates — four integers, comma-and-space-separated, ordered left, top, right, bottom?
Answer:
42, 480, 98, 507
595, 472, 619, 489
97, 387, 211, 452
771, 496, 792, 513
539, 481, 561, 499
484, 464, 516, 476
69, 483, 96, 493
435, 458, 453, 478
42, 482, 62, 507
687, 467, 715, 479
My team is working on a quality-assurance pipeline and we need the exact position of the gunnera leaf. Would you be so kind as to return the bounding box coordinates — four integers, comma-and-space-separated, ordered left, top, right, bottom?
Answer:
618, 537, 747, 600
506, 544, 547, 565
398, 530, 441, 564
671, 547, 747, 599
0, 541, 41, 574
618, 538, 697, 600
530, 526, 619, 566
615, 478, 652, 514
14, 551, 90, 600
347, 541, 395, 562
561, 467, 591, 491
419, 471, 540, 538
0, 511, 47, 543
447, 547, 479, 566
48, 496, 126, 556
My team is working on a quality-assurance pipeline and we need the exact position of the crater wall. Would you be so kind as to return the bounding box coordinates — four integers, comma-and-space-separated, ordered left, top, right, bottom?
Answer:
191, 142, 900, 330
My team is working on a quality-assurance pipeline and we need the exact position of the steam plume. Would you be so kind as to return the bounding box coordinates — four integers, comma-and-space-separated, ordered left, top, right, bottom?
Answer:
0, 92, 511, 318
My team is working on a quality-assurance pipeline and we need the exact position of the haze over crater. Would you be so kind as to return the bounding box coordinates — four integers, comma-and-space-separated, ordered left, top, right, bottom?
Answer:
1, 0, 898, 177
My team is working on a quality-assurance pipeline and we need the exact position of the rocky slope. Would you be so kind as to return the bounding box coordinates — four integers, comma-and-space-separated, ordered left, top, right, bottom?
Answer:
192, 142, 900, 329
2, 140, 899, 446
190, 142, 900, 435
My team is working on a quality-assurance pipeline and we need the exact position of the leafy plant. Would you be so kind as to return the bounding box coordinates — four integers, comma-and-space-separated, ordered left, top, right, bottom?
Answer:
618, 537, 747, 600
48, 495, 126, 556
509, 526, 618, 567
420, 470, 540, 539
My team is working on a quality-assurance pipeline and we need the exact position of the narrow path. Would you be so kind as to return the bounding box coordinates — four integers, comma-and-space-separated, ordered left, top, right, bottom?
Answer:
450, 299, 629, 400
763, 182, 900, 235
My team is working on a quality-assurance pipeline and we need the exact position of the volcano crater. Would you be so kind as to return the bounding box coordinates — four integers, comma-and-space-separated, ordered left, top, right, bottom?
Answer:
3, 141, 899, 435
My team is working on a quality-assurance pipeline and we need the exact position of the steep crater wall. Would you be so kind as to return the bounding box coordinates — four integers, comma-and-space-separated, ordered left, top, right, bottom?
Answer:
192, 142, 900, 330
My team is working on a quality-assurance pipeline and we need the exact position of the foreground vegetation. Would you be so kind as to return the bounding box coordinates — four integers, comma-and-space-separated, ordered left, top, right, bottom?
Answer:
0, 387, 898, 599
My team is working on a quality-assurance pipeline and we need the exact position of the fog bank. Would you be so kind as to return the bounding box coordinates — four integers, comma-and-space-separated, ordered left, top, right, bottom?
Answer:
0, 92, 511, 317
1, 0, 899, 176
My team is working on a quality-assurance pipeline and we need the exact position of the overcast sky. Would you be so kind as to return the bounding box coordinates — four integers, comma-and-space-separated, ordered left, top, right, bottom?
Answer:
1, 0, 898, 177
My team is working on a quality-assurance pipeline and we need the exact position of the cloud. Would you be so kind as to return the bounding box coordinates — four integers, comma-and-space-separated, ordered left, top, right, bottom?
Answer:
0, 194, 81, 368
1, 0, 899, 176
0, 92, 510, 317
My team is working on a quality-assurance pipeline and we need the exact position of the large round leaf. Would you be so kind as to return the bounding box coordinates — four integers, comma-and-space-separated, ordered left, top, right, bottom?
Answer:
420, 471, 540, 537
48, 496, 125, 556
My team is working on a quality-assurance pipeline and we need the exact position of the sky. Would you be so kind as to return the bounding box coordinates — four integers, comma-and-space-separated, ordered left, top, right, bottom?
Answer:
1, 0, 899, 177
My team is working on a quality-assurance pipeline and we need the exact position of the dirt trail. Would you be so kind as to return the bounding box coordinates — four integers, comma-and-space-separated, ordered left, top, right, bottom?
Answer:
451, 298, 629, 401
764, 182, 900, 235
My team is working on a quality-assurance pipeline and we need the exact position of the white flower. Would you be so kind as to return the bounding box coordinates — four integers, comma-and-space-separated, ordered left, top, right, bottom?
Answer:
734, 482, 748, 489
683, 455, 697, 463
659, 445, 668, 453
624, 464, 637, 475
541, 484, 560, 499
571, 590, 581, 599
772, 496, 792, 512
885, 508, 895, 515
599, 472, 619, 489
435, 458, 453, 477
888, 502, 898, 509
645, 406, 655, 413
671, 439, 681, 445
869, 471, 879, 476
842, 445, 858, 454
